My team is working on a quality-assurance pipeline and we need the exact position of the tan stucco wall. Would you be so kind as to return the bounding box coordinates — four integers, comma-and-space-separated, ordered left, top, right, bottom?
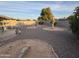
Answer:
17, 20, 36, 26
0, 20, 36, 27
0, 20, 17, 27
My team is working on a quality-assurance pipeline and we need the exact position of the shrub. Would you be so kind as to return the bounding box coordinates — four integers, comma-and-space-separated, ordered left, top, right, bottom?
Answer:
68, 6, 79, 35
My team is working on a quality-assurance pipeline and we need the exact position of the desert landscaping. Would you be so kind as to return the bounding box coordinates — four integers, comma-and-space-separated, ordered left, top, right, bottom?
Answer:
0, 1, 79, 58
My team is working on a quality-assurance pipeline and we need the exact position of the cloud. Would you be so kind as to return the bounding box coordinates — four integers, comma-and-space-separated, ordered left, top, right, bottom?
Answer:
0, 1, 79, 19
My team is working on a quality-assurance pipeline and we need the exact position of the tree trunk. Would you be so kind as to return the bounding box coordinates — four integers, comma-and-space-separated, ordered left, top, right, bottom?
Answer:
52, 23, 54, 29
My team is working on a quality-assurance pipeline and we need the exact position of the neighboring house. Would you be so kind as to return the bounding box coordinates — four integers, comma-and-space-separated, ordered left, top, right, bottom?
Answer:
0, 16, 17, 28
0, 20, 16, 27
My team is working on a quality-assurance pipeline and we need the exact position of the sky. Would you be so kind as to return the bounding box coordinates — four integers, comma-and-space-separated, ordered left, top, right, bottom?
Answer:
0, 1, 79, 19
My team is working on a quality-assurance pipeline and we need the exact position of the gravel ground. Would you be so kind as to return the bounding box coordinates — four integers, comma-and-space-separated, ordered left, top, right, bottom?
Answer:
0, 39, 57, 58
0, 21, 79, 58
0, 29, 16, 42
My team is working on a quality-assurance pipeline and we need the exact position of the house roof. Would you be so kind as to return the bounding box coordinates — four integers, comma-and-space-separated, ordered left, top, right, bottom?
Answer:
0, 15, 15, 21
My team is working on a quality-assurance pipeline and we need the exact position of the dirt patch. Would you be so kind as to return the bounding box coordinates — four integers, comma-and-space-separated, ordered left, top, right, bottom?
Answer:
0, 39, 58, 58
42, 27, 66, 31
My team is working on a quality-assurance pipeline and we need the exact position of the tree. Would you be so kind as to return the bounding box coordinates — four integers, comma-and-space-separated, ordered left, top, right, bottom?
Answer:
38, 7, 56, 28
68, 6, 79, 35
38, 16, 44, 24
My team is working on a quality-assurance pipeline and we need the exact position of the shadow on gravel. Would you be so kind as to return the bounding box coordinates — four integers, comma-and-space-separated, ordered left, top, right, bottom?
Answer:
0, 26, 79, 58
45, 30, 79, 58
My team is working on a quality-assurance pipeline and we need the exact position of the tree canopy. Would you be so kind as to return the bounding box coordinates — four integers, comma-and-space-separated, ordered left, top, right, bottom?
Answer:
40, 7, 54, 21
38, 7, 55, 25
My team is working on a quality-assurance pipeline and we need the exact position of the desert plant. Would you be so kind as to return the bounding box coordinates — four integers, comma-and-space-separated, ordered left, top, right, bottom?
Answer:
38, 7, 56, 27
68, 6, 79, 35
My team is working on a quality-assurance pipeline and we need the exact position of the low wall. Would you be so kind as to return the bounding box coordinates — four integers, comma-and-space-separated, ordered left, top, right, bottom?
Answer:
0, 20, 36, 27
0, 20, 17, 27
17, 21, 36, 26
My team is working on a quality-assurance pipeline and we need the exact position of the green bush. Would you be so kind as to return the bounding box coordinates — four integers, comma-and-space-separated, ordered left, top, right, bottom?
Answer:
68, 6, 79, 35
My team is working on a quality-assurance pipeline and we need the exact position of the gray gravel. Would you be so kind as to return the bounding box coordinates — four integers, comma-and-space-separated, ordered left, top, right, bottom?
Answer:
0, 21, 79, 58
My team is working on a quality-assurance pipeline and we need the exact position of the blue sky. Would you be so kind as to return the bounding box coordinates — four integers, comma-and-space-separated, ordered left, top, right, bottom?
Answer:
0, 1, 79, 19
